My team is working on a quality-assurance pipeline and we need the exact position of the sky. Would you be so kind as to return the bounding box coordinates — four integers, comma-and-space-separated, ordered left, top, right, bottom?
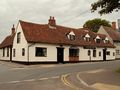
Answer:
0, 0, 120, 42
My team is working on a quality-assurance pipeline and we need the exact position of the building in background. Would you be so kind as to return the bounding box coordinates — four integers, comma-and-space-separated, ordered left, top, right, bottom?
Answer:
98, 22, 120, 59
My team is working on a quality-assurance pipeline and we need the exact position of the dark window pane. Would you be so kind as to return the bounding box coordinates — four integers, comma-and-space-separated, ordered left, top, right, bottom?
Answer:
35, 47, 47, 57
69, 49, 79, 57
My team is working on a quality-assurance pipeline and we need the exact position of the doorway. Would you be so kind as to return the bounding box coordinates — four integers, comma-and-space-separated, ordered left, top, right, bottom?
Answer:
103, 48, 106, 61
57, 47, 64, 63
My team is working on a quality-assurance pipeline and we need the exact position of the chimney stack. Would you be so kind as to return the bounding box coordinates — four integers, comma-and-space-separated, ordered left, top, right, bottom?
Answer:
11, 24, 15, 35
48, 16, 56, 27
112, 22, 116, 30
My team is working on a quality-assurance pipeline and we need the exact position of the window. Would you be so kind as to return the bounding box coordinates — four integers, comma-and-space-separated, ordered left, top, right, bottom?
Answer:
88, 50, 91, 56
113, 52, 115, 56
99, 52, 101, 56
69, 35, 75, 41
69, 49, 79, 57
93, 49, 96, 57
17, 32, 21, 43
3, 48, 5, 57
13, 49, 16, 57
7, 47, 9, 57
106, 51, 110, 55
35, 47, 47, 57
105, 40, 109, 44
116, 50, 120, 55
96, 39, 100, 43
85, 37, 90, 42
22, 48, 25, 56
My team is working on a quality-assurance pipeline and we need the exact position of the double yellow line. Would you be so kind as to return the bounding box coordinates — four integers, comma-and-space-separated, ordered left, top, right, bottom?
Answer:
61, 74, 79, 90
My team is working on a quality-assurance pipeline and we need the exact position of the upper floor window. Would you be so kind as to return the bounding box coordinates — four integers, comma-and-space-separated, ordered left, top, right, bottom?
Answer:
104, 37, 109, 44
69, 35, 75, 41
96, 39, 101, 43
35, 47, 47, 57
85, 34, 90, 42
67, 31, 75, 41
17, 32, 21, 43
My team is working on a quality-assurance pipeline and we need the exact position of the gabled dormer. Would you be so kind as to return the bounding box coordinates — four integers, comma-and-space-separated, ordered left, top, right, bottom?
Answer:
84, 33, 90, 42
67, 31, 75, 41
104, 37, 109, 44
95, 35, 101, 43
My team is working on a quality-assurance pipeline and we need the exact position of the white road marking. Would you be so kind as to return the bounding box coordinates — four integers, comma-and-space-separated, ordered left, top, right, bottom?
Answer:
38, 78, 49, 81
7, 81, 21, 84
23, 79, 36, 82
77, 72, 89, 87
51, 76, 59, 79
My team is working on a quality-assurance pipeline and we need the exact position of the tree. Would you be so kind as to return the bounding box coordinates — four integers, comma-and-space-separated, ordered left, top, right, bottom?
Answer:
91, 0, 120, 15
83, 18, 111, 32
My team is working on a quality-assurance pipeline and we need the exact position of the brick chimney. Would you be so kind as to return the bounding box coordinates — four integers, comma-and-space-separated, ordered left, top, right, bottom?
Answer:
11, 24, 15, 35
48, 16, 56, 27
112, 22, 116, 30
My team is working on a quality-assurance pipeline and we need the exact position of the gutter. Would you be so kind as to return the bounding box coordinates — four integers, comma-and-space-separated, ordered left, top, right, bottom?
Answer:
27, 43, 35, 64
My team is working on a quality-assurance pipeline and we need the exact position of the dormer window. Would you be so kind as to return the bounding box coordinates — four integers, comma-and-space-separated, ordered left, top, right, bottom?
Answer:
67, 31, 75, 41
104, 37, 109, 44
85, 34, 90, 42
95, 36, 100, 43
96, 39, 100, 43
69, 35, 75, 40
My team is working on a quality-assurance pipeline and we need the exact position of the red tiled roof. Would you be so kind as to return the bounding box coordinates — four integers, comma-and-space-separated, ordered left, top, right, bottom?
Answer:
0, 33, 15, 48
20, 20, 114, 48
103, 26, 120, 41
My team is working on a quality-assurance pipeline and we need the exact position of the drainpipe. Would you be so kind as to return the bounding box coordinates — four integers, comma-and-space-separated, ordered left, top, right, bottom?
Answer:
27, 43, 35, 65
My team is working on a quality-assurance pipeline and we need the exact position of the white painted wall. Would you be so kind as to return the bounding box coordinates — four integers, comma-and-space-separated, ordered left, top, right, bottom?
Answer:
12, 22, 28, 62
106, 48, 115, 60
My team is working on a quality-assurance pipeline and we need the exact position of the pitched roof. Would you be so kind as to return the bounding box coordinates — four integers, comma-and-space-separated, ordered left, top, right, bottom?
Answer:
102, 26, 120, 41
19, 20, 114, 48
0, 33, 15, 48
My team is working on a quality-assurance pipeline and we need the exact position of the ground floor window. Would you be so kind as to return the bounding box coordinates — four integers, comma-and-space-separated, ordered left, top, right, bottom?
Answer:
69, 48, 79, 57
113, 52, 115, 56
7, 47, 9, 57
22, 48, 25, 56
3, 48, 5, 57
13, 49, 16, 57
88, 50, 91, 56
116, 50, 120, 55
106, 51, 110, 55
93, 49, 96, 57
35, 47, 47, 57
99, 51, 101, 56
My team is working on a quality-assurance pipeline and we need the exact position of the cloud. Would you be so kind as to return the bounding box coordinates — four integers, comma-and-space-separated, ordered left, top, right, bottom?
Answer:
0, 0, 119, 42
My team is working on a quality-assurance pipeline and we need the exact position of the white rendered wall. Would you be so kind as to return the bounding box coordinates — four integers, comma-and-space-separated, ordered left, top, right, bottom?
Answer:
106, 48, 115, 60
12, 22, 28, 62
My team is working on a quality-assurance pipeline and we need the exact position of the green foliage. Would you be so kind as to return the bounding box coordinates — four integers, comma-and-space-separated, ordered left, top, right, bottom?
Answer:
91, 0, 120, 15
83, 18, 111, 32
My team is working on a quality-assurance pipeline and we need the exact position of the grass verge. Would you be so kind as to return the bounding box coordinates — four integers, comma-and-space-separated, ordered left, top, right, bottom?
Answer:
116, 68, 120, 73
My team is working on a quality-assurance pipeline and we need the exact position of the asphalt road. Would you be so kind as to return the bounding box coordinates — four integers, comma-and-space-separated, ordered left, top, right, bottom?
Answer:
0, 60, 120, 90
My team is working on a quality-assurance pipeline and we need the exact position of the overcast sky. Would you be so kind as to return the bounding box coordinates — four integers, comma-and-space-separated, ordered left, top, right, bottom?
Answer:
0, 0, 120, 42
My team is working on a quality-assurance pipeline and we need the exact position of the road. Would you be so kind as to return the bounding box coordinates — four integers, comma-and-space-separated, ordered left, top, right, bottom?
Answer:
0, 60, 119, 90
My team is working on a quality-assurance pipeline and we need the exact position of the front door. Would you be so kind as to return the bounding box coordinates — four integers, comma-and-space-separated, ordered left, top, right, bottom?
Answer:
103, 48, 106, 61
57, 48, 64, 63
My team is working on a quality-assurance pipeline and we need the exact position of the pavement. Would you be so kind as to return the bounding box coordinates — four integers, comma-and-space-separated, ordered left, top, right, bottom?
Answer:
62, 69, 120, 90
